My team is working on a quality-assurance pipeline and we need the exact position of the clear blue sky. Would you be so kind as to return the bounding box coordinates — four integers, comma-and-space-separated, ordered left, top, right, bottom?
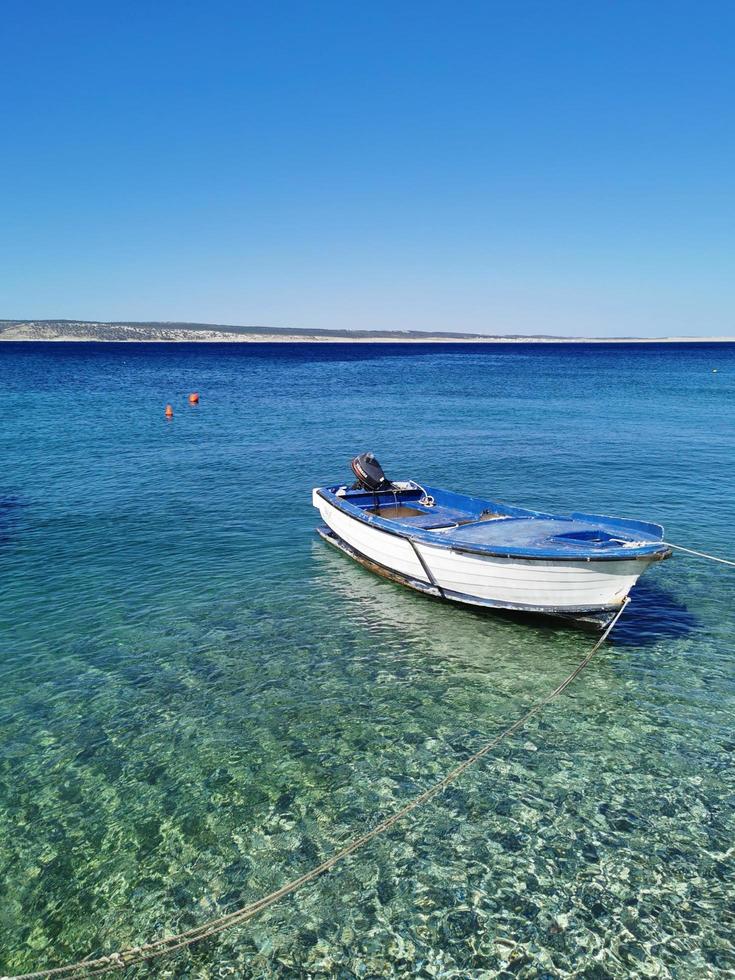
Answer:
1, 1, 733, 336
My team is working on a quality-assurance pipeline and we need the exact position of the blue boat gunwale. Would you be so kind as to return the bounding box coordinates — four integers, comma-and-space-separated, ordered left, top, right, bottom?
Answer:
315, 484, 671, 563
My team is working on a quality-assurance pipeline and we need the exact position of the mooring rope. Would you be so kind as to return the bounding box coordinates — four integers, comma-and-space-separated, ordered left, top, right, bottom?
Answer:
665, 542, 735, 567
4, 600, 629, 980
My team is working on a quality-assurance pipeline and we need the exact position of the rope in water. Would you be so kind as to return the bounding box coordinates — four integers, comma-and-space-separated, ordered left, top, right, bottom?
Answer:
665, 542, 735, 567
4, 600, 630, 980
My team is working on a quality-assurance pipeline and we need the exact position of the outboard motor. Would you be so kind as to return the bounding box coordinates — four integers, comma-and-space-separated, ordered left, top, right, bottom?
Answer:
350, 452, 393, 492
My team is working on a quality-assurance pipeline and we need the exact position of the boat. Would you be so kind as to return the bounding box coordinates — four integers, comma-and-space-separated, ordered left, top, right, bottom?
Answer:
312, 453, 671, 628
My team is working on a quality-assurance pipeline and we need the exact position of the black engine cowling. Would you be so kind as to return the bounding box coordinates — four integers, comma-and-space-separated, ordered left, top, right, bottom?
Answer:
350, 452, 392, 492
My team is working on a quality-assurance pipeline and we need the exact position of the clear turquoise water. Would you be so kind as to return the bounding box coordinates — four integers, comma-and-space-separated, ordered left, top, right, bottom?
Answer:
1, 341, 733, 978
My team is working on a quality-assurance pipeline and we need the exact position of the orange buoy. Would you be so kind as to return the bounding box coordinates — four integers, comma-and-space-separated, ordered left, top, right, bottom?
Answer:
188, 392, 200, 404
165, 403, 174, 418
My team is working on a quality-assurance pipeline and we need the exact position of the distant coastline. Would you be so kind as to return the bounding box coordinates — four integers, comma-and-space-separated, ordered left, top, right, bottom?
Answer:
1, 320, 732, 343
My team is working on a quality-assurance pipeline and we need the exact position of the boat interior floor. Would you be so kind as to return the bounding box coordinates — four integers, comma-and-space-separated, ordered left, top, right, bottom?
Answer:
365, 502, 506, 531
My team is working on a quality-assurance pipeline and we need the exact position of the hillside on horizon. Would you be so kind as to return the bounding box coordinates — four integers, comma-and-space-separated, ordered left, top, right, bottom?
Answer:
2, 320, 731, 344
0, 319, 559, 342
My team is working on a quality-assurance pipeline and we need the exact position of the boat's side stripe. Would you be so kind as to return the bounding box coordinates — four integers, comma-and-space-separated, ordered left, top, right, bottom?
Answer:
407, 538, 446, 599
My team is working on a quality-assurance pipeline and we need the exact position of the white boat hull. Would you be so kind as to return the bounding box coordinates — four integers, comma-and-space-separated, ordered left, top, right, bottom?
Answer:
313, 491, 651, 625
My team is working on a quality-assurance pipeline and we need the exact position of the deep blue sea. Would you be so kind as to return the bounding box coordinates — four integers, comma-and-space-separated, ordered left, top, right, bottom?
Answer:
1, 341, 734, 978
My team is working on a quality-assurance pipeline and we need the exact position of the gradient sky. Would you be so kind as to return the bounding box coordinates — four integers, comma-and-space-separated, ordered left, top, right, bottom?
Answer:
1, 1, 733, 336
